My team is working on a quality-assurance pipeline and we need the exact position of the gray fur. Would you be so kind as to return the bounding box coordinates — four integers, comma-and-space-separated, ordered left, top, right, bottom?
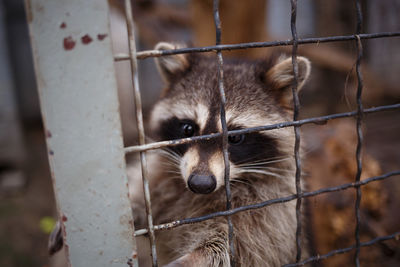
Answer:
128, 43, 311, 267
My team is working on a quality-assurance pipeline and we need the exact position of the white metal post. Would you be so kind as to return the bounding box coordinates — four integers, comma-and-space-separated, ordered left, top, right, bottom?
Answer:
25, 0, 138, 266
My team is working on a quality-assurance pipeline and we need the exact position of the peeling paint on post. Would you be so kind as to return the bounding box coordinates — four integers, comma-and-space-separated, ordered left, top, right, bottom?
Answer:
25, 0, 138, 266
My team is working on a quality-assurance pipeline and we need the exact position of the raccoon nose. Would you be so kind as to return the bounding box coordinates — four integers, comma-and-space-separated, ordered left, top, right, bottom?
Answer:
188, 174, 216, 194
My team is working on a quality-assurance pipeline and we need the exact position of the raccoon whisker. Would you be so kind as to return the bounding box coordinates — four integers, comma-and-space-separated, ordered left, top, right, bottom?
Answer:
164, 148, 182, 161
159, 161, 179, 167
157, 150, 181, 165
240, 166, 294, 174
233, 155, 284, 166
158, 162, 180, 170
236, 169, 286, 179
158, 149, 181, 162
229, 182, 248, 190
170, 176, 183, 181
165, 170, 181, 174
160, 162, 180, 172
229, 183, 238, 189
236, 154, 293, 165
236, 157, 293, 167
230, 178, 254, 187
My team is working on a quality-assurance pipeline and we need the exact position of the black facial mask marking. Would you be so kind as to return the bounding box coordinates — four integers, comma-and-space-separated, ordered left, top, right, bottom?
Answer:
227, 128, 279, 166
158, 117, 199, 155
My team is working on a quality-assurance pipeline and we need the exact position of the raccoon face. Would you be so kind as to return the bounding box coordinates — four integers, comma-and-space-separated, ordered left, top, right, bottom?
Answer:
150, 42, 311, 194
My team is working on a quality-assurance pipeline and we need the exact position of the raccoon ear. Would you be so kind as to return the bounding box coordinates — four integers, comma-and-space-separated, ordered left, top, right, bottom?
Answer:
154, 42, 190, 83
265, 56, 311, 108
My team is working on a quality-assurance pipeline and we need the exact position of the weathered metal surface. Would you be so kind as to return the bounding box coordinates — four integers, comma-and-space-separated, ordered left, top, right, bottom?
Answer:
25, 0, 137, 266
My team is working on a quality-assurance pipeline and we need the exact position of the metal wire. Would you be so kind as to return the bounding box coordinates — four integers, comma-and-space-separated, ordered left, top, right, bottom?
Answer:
123, 0, 157, 266
134, 171, 400, 236
212, 0, 235, 264
283, 231, 400, 267
354, 1, 364, 265
124, 103, 400, 154
289, 0, 303, 262
114, 32, 400, 61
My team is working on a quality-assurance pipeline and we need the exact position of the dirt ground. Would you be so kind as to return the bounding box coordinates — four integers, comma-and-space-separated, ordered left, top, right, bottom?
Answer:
0, 124, 58, 267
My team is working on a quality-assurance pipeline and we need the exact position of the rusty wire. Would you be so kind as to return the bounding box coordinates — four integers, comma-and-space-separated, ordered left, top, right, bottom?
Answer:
124, 103, 400, 154
118, 0, 400, 266
212, 0, 235, 264
354, 0, 364, 266
133, 171, 400, 236
114, 32, 400, 61
123, 0, 157, 266
283, 231, 400, 267
289, 0, 303, 262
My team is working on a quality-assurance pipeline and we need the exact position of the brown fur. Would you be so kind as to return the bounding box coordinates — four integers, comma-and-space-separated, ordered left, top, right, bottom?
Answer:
128, 43, 311, 267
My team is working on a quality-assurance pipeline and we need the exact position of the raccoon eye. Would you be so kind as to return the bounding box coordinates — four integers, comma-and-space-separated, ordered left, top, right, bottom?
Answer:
228, 134, 245, 145
181, 123, 195, 137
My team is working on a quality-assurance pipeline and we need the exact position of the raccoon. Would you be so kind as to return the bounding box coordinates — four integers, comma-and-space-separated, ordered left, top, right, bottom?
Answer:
128, 42, 311, 267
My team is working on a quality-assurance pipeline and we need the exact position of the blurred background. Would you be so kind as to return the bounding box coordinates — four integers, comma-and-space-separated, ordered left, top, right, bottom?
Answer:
0, 0, 399, 266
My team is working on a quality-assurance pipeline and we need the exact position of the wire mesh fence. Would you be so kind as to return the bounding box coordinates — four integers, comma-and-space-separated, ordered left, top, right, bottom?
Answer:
118, 0, 400, 266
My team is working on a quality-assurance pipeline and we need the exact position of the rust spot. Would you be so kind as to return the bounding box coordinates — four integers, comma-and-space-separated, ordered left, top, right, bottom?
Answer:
81, 34, 93, 45
62, 214, 68, 222
64, 242, 71, 265
49, 150, 54, 155
63, 36, 76, 50
60, 22, 67, 29
99, 250, 103, 255
46, 130, 52, 138
97, 34, 108, 41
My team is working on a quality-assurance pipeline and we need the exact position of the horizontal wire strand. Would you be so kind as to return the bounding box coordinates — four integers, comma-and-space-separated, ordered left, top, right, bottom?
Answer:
134, 171, 400, 236
114, 32, 400, 61
124, 103, 400, 154
283, 231, 400, 267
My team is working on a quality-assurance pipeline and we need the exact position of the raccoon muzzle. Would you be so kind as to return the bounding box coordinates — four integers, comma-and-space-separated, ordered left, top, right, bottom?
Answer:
188, 174, 217, 194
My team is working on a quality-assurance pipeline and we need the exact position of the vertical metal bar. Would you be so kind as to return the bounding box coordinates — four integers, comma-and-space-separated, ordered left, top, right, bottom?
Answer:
290, 0, 303, 263
354, 0, 364, 266
25, 0, 137, 266
213, 0, 235, 265
123, 0, 158, 266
